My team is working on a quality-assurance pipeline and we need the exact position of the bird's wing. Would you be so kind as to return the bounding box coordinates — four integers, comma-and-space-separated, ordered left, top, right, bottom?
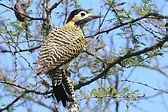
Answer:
36, 27, 85, 74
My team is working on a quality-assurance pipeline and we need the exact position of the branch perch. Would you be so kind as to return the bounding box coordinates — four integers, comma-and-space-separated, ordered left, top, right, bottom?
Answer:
75, 34, 168, 90
0, 2, 46, 21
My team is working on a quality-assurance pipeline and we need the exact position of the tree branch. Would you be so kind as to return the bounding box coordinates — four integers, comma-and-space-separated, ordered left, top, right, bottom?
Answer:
75, 34, 168, 90
0, 2, 46, 21
28, 97, 58, 112
0, 80, 51, 95
49, 0, 63, 13
86, 12, 168, 38
0, 91, 28, 111
1, 45, 41, 53
121, 79, 168, 94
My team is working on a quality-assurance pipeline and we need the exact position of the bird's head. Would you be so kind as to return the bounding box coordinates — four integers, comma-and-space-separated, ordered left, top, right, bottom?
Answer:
66, 9, 101, 28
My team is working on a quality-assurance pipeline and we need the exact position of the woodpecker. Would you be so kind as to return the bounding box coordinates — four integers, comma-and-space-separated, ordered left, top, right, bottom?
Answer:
36, 9, 101, 111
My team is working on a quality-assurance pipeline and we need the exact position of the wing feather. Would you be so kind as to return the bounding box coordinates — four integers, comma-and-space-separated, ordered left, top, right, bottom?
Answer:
36, 26, 85, 74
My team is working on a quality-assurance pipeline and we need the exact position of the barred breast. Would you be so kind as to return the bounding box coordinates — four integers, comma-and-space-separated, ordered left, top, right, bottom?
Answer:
36, 25, 86, 75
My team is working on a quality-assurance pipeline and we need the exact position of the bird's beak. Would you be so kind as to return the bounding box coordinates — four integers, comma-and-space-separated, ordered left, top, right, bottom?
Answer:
75, 13, 102, 27
87, 13, 103, 20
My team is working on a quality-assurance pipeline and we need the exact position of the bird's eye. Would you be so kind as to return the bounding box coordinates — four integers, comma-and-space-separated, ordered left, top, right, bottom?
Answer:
81, 13, 85, 17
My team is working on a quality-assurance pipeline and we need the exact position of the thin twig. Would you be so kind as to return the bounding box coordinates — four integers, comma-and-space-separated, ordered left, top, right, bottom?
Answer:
1, 45, 41, 53
0, 81, 51, 95
0, 91, 28, 111
86, 12, 168, 38
121, 79, 168, 94
49, 0, 63, 13
0, 39, 43, 44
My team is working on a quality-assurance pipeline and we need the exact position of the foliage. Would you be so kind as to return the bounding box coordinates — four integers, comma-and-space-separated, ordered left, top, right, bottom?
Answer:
0, 0, 168, 112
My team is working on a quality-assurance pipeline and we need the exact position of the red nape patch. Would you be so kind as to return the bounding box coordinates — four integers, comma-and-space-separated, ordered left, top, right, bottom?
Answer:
66, 14, 72, 24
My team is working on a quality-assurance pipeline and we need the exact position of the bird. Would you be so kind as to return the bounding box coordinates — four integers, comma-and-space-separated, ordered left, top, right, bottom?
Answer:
14, 1, 26, 22
36, 9, 101, 111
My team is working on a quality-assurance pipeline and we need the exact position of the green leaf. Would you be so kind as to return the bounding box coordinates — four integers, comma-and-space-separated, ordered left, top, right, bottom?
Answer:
91, 88, 100, 97
98, 87, 107, 96
109, 88, 118, 96
80, 90, 90, 99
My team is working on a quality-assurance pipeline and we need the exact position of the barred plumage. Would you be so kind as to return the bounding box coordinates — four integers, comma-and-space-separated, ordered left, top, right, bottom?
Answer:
36, 9, 101, 111
37, 24, 85, 75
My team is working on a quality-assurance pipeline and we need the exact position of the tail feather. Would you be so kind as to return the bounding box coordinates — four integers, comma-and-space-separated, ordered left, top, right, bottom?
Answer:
53, 82, 74, 107
52, 70, 75, 107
